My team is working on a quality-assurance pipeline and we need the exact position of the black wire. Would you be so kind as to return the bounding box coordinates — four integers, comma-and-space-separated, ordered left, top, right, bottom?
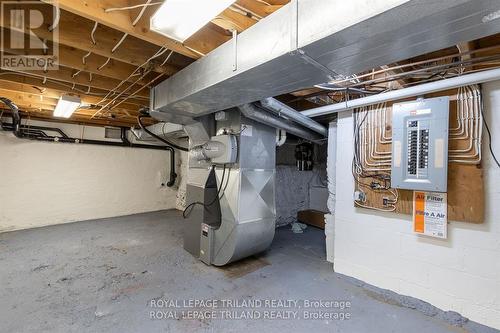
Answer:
137, 114, 189, 151
206, 164, 226, 206
218, 166, 231, 200
182, 164, 227, 218
480, 95, 500, 168
352, 108, 392, 193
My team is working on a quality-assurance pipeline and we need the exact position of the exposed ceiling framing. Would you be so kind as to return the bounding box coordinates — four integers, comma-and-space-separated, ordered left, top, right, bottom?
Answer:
1, 1, 499, 129
0, 0, 289, 127
287, 34, 500, 111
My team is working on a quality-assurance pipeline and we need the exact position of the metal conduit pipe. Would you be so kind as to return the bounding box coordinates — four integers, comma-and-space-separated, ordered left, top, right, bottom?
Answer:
1, 124, 48, 138
238, 103, 323, 143
0, 123, 69, 138
1, 97, 22, 137
1, 121, 175, 151
260, 97, 328, 137
1, 97, 178, 187
302, 68, 500, 118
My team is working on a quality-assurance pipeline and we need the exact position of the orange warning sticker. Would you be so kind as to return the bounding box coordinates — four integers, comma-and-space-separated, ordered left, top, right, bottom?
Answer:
412, 191, 447, 239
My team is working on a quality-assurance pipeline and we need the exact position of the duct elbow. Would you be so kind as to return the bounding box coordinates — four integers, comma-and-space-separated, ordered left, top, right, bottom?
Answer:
238, 103, 258, 118
259, 97, 328, 137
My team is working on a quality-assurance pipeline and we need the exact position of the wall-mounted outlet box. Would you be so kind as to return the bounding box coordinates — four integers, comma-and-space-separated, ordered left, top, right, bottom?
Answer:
354, 190, 366, 203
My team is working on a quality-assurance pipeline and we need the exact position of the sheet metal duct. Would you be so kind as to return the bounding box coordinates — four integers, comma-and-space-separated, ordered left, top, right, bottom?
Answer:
184, 110, 276, 266
151, 0, 500, 118
239, 103, 323, 142
209, 114, 277, 266
260, 98, 328, 136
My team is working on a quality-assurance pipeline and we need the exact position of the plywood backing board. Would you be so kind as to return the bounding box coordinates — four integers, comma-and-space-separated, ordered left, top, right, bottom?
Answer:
297, 210, 326, 229
354, 89, 484, 223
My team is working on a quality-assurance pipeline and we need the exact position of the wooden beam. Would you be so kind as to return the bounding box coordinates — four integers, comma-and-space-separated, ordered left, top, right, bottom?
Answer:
212, 8, 257, 33
3, 65, 150, 98
457, 41, 476, 62
0, 72, 147, 106
0, 6, 180, 74
0, 88, 57, 109
0, 79, 140, 115
45, 0, 203, 58
380, 65, 406, 89
0, 95, 141, 124
1, 28, 167, 84
266, 0, 290, 5
183, 23, 231, 56
0, 88, 135, 119
234, 0, 283, 18
1, 107, 143, 127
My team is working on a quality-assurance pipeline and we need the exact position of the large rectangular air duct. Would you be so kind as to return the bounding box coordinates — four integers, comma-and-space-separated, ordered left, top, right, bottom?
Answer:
151, 0, 500, 119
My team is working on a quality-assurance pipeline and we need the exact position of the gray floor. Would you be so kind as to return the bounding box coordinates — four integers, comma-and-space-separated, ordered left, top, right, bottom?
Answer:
0, 210, 496, 333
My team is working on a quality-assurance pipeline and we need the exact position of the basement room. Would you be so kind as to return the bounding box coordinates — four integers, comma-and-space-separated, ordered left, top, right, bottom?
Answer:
1, 1, 500, 332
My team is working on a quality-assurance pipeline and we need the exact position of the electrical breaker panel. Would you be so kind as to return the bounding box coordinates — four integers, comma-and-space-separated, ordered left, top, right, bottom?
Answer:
391, 97, 449, 192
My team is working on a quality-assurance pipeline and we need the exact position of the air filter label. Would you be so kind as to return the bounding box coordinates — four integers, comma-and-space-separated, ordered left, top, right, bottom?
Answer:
413, 191, 447, 239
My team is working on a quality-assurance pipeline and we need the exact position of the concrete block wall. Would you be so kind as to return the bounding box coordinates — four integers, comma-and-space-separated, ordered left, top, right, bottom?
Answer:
325, 123, 337, 263
327, 80, 500, 329
0, 120, 182, 232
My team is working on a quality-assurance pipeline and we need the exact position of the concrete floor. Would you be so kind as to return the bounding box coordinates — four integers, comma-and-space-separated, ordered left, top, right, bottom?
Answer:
0, 210, 497, 333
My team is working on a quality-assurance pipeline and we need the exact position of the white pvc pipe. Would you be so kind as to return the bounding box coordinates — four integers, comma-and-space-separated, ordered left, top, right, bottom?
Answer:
303, 68, 500, 117
276, 129, 287, 147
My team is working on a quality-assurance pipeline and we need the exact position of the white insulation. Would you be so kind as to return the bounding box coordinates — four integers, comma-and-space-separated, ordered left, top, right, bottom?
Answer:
275, 165, 327, 226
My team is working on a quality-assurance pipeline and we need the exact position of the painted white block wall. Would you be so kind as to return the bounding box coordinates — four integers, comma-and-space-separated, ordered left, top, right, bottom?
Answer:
328, 80, 500, 329
0, 120, 182, 232
325, 122, 337, 263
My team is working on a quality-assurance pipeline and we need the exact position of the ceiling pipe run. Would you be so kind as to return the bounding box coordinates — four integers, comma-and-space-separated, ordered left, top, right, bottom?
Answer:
302, 68, 500, 117
238, 104, 323, 142
130, 122, 185, 142
151, 0, 500, 119
260, 98, 328, 137
0, 97, 179, 187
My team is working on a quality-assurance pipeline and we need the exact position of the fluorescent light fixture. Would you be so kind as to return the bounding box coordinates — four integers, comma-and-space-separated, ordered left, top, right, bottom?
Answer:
150, 0, 235, 43
53, 95, 81, 118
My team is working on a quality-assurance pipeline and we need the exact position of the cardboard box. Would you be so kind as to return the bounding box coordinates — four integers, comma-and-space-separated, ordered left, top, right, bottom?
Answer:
297, 209, 326, 229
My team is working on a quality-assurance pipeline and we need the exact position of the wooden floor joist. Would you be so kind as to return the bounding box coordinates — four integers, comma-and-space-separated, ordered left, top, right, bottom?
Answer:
46, 0, 202, 58
7, 66, 150, 99
0, 73, 147, 106
1, 108, 146, 128
1, 41, 160, 86
212, 9, 257, 33
0, 0, 288, 127
0, 79, 137, 109
0, 89, 137, 119
0, 7, 182, 74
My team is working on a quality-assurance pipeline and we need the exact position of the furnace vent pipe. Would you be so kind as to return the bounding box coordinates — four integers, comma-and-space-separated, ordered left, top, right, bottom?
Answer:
302, 68, 500, 118
239, 104, 323, 142
260, 98, 328, 137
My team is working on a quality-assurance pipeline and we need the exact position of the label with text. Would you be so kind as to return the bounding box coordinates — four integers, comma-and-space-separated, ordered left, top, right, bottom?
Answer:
413, 191, 447, 239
